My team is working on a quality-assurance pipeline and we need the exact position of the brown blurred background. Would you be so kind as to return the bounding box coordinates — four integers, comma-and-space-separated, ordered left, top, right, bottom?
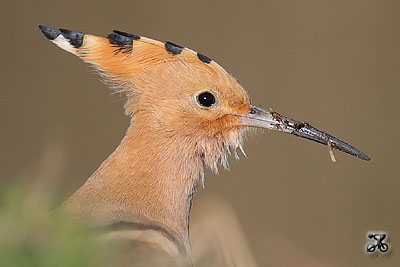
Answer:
1, 0, 399, 266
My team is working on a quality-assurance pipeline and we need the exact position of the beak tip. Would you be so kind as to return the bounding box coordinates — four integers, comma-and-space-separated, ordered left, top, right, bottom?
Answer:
359, 153, 371, 161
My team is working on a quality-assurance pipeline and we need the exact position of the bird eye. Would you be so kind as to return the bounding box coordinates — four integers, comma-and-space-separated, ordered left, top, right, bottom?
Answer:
197, 92, 216, 108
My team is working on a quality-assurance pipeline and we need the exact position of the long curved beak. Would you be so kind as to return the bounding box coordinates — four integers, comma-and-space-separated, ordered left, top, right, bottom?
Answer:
241, 105, 370, 161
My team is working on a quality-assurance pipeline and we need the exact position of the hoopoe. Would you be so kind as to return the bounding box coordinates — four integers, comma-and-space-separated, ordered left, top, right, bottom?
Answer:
39, 25, 370, 265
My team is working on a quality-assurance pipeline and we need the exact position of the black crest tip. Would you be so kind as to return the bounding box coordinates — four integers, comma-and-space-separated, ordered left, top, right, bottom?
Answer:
197, 53, 212, 64
165, 41, 184, 55
107, 30, 140, 47
38, 25, 61, 40
113, 30, 140, 40
59, 28, 85, 48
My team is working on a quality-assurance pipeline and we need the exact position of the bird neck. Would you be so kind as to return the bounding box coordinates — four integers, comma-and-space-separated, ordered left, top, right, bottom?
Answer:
66, 117, 203, 248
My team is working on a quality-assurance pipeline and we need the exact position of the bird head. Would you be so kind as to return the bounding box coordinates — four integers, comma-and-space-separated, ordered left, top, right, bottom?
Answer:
39, 25, 370, 174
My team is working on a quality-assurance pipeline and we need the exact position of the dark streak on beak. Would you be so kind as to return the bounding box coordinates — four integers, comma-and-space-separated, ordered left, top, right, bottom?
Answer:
241, 106, 370, 161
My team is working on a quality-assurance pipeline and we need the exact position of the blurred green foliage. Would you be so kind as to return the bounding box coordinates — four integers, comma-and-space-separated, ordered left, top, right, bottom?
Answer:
0, 186, 117, 267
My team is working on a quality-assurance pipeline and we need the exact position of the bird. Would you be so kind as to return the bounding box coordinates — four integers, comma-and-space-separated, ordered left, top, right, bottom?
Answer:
38, 25, 370, 265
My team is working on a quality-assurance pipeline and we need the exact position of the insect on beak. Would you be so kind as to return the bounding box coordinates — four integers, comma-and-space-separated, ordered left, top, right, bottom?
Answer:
240, 105, 371, 161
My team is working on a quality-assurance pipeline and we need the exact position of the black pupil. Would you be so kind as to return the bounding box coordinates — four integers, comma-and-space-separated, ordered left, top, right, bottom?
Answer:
197, 92, 216, 107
